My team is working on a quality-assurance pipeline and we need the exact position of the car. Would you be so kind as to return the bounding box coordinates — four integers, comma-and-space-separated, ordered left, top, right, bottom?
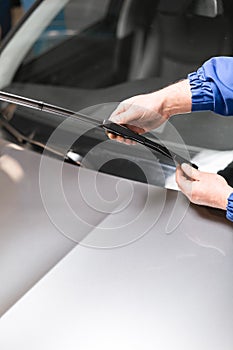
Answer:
0, 1, 233, 349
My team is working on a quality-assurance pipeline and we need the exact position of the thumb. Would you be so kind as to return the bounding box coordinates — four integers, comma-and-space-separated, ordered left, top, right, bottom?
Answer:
109, 109, 146, 134
181, 163, 200, 181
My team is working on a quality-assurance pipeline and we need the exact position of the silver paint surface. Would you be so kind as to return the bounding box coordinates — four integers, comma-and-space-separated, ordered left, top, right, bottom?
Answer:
0, 139, 232, 349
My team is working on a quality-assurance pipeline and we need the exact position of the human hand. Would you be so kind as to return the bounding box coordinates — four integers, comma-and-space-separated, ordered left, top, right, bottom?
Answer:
176, 163, 233, 210
108, 79, 191, 143
107, 94, 166, 145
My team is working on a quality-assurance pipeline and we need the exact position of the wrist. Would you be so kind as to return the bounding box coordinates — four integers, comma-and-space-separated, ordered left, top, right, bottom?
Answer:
158, 79, 192, 119
218, 186, 233, 210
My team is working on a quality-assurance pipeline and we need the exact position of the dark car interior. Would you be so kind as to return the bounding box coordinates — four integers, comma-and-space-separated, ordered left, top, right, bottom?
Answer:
13, 0, 233, 87
1, 0, 233, 186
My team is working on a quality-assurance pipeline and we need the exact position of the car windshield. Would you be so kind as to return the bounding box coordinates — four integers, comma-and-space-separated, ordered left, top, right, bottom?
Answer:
0, 0, 233, 188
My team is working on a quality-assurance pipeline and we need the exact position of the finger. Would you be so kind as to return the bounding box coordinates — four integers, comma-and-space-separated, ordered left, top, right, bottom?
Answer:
107, 132, 117, 140
176, 165, 185, 185
109, 103, 147, 126
105, 131, 124, 142
109, 102, 127, 119
181, 163, 200, 181
115, 135, 125, 143
124, 123, 145, 134
124, 138, 137, 145
176, 166, 192, 197
109, 109, 134, 124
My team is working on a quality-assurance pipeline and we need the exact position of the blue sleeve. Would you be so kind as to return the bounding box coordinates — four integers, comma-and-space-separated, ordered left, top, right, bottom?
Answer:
226, 193, 233, 222
188, 56, 233, 116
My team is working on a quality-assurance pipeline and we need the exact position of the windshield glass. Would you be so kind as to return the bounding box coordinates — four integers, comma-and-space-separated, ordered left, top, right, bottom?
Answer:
22, 0, 111, 64
1, 0, 233, 187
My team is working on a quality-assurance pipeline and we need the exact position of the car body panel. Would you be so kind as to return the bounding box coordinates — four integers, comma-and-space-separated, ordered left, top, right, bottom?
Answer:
0, 141, 233, 348
0, 137, 232, 350
0, 140, 77, 315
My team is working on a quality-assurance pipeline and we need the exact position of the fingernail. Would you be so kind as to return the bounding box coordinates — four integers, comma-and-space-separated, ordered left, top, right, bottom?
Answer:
181, 163, 191, 171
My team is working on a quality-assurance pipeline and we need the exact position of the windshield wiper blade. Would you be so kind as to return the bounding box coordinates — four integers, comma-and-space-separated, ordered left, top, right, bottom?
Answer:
102, 121, 197, 167
0, 90, 198, 168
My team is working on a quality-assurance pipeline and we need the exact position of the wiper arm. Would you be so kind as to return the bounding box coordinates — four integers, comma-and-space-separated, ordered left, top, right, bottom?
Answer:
0, 90, 100, 126
0, 116, 85, 166
0, 90, 198, 169
0, 115, 65, 157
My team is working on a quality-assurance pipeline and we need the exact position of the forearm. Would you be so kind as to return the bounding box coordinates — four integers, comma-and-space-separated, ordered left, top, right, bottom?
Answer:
154, 79, 192, 119
159, 56, 233, 118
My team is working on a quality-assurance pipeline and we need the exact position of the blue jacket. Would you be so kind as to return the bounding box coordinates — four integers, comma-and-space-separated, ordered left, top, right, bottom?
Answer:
188, 56, 233, 116
188, 56, 233, 222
